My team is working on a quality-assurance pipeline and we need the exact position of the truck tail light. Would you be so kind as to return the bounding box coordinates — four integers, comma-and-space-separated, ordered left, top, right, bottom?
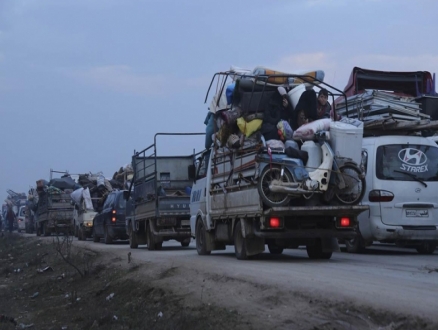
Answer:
269, 217, 280, 228
369, 190, 394, 202
340, 217, 350, 227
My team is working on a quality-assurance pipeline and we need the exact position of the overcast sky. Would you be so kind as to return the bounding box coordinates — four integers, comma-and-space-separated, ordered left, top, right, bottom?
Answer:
1, 0, 438, 203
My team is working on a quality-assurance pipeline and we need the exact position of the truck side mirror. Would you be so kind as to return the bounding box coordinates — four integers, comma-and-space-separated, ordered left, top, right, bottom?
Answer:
188, 164, 196, 180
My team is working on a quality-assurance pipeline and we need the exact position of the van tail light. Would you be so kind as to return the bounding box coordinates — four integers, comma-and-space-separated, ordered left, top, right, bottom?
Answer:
112, 210, 116, 214
269, 217, 281, 228
111, 217, 116, 222
368, 190, 394, 202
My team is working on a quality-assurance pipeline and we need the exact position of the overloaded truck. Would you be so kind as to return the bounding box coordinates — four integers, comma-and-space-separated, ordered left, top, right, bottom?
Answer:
190, 68, 370, 260
35, 170, 76, 236
126, 133, 204, 250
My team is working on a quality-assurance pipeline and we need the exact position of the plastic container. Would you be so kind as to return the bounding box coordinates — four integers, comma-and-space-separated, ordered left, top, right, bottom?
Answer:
301, 141, 321, 171
288, 84, 306, 109
329, 120, 364, 165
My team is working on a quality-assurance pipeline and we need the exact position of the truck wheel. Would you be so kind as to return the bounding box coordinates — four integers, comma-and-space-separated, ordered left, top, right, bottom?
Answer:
43, 223, 50, 237
306, 240, 332, 260
416, 241, 436, 254
195, 220, 211, 255
146, 223, 156, 251
257, 165, 292, 208
335, 164, 366, 205
234, 220, 250, 260
36, 225, 41, 237
155, 242, 163, 250
74, 224, 78, 238
181, 238, 191, 247
345, 232, 366, 253
129, 227, 138, 249
92, 229, 100, 243
104, 225, 113, 244
78, 227, 84, 241
268, 244, 284, 255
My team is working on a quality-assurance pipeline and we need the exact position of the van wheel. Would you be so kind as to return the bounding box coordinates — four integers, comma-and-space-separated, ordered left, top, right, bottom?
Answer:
129, 227, 138, 249
335, 164, 366, 205
234, 220, 251, 260
416, 241, 436, 254
104, 225, 113, 244
195, 220, 211, 255
268, 244, 284, 255
306, 240, 332, 260
257, 166, 292, 208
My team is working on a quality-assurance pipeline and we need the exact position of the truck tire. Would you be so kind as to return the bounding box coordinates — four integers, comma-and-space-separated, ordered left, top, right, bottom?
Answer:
345, 232, 366, 253
104, 225, 113, 244
74, 224, 78, 238
146, 223, 156, 251
306, 240, 332, 260
234, 220, 250, 260
268, 244, 284, 255
335, 164, 366, 205
416, 241, 436, 254
43, 223, 50, 237
181, 238, 191, 247
78, 227, 84, 241
93, 229, 100, 243
257, 165, 292, 208
195, 220, 211, 255
129, 227, 138, 249
36, 224, 41, 237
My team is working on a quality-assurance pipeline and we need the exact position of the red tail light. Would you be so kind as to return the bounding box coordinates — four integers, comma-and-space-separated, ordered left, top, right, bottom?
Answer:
340, 217, 350, 227
269, 217, 280, 228
369, 190, 394, 202
111, 217, 116, 222
112, 210, 116, 214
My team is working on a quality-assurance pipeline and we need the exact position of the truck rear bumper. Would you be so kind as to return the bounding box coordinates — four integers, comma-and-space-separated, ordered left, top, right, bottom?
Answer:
254, 228, 357, 240
150, 221, 191, 238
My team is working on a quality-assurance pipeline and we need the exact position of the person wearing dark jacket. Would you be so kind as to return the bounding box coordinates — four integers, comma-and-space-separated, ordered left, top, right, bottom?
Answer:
291, 88, 332, 130
5, 208, 16, 233
316, 88, 331, 119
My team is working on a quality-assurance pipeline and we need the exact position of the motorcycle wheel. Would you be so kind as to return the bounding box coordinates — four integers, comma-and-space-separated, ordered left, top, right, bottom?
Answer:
335, 164, 366, 205
257, 165, 293, 208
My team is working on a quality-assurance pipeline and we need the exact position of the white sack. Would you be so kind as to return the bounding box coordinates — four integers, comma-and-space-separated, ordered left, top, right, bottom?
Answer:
70, 188, 84, 205
293, 118, 331, 141
82, 188, 94, 211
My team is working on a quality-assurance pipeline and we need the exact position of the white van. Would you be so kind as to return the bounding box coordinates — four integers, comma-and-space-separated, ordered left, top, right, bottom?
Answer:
346, 135, 438, 254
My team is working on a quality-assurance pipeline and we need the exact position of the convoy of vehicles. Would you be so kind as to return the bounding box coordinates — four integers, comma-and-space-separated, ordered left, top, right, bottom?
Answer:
7, 66, 438, 262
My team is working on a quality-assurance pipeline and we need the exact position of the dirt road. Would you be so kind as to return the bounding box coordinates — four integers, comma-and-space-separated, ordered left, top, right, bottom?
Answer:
74, 237, 438, 329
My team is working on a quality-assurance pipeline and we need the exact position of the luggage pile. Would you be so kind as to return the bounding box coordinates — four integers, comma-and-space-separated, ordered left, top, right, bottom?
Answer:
204, 66, 328, 154
111, 164, 134, 190
74, 172, 114, 213
34, 177, 78, 215
336, 90, 438, 135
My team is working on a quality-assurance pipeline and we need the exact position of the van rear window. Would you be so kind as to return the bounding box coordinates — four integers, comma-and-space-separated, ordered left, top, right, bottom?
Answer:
376, 144, 438, 181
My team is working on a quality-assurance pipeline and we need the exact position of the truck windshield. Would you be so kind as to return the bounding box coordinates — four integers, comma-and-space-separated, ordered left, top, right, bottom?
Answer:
376, 144, 438, 182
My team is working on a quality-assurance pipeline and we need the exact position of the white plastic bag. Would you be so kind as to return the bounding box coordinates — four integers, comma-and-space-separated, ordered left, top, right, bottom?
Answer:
82, 188, 94, 211
70, 188, 84, 205
293, 118, 331, 141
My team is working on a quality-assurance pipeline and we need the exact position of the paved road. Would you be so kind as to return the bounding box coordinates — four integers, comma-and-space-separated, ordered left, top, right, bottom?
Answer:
31, 233, 438, 324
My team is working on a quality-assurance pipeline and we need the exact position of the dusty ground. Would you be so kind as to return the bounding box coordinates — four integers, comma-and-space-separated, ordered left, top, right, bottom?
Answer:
1, 233, 436, 330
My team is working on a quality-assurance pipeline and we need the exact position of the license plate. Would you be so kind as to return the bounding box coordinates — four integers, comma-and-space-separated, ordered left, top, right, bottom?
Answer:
405, 209, 429, 217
